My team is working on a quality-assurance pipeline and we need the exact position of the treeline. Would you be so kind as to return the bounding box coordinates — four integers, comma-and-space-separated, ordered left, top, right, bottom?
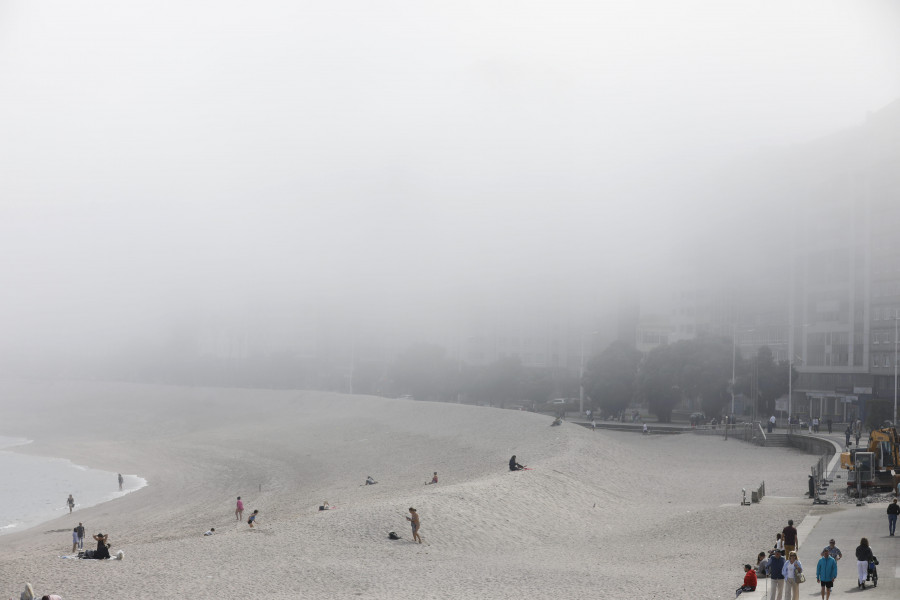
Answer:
584, 338, 794, 422
3, 336, 793, 422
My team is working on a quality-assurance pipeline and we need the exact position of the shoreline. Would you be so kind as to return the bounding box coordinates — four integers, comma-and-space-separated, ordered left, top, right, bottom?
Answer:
0, 442, 148, 537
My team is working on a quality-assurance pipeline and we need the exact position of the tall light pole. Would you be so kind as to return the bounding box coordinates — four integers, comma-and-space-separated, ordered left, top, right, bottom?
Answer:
894, 309, 898, 426
579, 330, 599, 416
731, 326, 753, 422
731, 325, 736, 420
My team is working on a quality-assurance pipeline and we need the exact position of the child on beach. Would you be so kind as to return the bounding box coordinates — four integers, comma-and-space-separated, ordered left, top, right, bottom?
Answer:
235, 496, 244, 521
248, 509, 259, 528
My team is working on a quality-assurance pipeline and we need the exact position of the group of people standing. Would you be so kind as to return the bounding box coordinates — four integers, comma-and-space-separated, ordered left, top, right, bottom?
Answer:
746, 518, 882, 600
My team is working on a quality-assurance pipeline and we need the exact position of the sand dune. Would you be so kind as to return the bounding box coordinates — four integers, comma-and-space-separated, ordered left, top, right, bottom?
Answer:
0, 381, 817, 599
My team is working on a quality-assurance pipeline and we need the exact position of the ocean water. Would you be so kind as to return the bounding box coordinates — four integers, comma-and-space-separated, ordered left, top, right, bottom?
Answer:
0, 435, 147, 536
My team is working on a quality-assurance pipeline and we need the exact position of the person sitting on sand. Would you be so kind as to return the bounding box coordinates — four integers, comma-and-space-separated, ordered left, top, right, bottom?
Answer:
509, 455, 525, 471
204, 528, 215, 536
365, 476, 377, 485
319, 501, 330, 511
735, 563, 757, 597
90, 533, 111, 559
248, 509, 259, 527
551, 417, 562, 426
406, 507, 421, 544
426, 472, 438, 485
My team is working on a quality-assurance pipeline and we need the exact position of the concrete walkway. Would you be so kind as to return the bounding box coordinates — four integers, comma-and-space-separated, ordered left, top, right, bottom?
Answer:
732, 430, 898, 599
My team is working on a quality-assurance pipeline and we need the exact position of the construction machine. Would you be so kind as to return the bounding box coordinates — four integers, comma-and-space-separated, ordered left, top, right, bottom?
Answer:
840, 427, 900, 494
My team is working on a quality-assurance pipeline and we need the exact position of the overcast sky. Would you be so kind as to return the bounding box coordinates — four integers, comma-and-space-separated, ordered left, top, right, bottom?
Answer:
1, 0, 899, 355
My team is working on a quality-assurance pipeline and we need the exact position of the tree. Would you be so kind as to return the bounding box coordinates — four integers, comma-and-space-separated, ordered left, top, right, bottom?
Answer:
676, 337, 735, 417
583, 341, 642, 417
754, 346, 791, 418
477, 356, 524, 408
638, 344, 683, 422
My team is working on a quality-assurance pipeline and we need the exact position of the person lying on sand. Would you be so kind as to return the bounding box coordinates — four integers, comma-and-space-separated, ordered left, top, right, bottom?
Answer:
319, 501, 330, 511
204, 528, 215, 536
509, 455, 525, 471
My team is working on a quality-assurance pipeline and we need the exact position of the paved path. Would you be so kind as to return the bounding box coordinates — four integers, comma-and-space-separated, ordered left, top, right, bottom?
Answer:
736, 430, 898, 599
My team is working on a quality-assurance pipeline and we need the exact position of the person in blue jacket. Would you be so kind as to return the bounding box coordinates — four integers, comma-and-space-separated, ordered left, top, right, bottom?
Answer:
816, 547, 838, 600
768, 548, 785, 599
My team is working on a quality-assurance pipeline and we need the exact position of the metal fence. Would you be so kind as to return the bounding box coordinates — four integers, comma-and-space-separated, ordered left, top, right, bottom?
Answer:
690, 421, 767, 446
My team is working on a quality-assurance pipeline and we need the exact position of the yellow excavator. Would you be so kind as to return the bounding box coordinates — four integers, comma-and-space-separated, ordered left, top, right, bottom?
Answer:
840, 427, 900, 493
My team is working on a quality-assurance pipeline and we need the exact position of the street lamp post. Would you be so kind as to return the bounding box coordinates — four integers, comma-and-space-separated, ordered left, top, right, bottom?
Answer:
579, 330, 599, 417
894, 309, 898, 426
731, 327, 736, 421
579, 337, 585, 416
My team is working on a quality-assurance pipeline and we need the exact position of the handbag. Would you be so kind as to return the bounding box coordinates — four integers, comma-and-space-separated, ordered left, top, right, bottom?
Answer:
797, 571, 806, 583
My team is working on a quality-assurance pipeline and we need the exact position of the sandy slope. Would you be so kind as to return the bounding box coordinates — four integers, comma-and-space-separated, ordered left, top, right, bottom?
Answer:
0, 381, 817, 599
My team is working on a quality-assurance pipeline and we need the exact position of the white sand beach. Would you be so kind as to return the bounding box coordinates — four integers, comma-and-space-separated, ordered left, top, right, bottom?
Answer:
0, 380, 819, 599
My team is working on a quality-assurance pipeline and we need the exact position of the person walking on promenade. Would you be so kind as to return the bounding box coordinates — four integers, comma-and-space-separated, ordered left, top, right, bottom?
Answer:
855, 429, 861, 446
887, 498, 899, 536
812, 417, 819, 433
826, 418, 832, 434
782, 551, 803, 600
844, 427, 851, 448
822, 539, 841, 561
782, 520, 798, 556
816, 547, 837, 600
768, 548, 785, 600
66, 494, 75, 513
235, 496, 244, 521
735, 564, 757, 597
769, 414, 776, 433
855, 537, 874, 588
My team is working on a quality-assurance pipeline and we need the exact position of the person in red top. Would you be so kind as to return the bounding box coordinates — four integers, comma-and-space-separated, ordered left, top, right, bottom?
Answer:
736, 564, 757, 597
783, 519, 798, 555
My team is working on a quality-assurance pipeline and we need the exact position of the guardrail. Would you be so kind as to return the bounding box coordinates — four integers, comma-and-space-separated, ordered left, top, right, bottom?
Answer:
690, 422, 766, 445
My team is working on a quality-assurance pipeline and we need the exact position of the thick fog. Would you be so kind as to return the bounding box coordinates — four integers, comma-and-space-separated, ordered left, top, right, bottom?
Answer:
1, 1, 899, 372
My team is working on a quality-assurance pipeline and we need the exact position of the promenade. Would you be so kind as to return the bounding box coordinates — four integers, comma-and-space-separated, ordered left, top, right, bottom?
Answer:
730, 426, 898, 599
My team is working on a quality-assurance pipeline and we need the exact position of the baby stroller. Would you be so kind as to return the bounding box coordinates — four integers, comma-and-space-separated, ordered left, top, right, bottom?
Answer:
862, 556, 878, 588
